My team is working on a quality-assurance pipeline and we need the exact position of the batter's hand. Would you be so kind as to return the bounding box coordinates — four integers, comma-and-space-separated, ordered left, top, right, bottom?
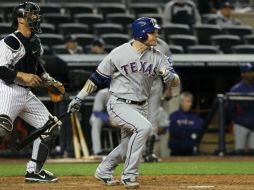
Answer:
16, 72, 42, 87
68, 97, 83, 113
159, 69, 175, 83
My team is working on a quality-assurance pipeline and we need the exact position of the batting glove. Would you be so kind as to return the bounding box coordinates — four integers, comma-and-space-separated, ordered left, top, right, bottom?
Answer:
159, 69, 175, 83
68, 97, 83, 113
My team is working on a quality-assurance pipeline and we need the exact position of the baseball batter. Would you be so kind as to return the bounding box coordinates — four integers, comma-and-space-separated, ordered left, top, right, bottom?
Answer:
68, 17, 180, 188
0, 2, 62, 182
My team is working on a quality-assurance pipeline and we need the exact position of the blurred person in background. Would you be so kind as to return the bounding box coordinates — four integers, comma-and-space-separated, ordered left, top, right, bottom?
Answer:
208, 2, 241, 26
168, 92, 203, 156
63, 35, 83, 54
143, 37, 173, 162
228, 63, 254, 155
90, 88, 110, 156
163, 0, 201, 26
198, 0, 225, 14
88, 38, 105, 54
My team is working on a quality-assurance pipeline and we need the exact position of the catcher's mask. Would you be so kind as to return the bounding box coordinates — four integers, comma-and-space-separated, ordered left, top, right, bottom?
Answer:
12, 1, 41, 33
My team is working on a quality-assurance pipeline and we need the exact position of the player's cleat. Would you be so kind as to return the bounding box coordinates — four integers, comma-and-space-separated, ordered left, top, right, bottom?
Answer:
95, 173, 120, 186
143, 153, 159, 163
121, 178, 140, 189
25, 169, 58, 183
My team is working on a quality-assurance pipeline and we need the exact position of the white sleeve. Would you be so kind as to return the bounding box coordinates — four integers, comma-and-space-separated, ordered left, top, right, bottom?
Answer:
0, 41, 14, 67
193, 4, 201, 24
163, 2, 173, 24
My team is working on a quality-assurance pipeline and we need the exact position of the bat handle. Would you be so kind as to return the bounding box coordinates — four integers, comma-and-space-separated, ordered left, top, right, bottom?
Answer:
58, 112, 70, 120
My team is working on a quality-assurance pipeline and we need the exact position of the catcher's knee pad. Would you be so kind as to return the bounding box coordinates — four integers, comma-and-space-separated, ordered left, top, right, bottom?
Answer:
33, 121, 61, 172
0, 114, 13, 137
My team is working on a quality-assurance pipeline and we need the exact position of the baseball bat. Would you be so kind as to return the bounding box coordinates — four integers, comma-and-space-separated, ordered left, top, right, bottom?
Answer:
70, 113, 81, 159
74, 113, 89, 158
16, 112, 69, 150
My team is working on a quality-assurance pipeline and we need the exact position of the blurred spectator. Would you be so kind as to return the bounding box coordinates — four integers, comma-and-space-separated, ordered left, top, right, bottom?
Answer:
228, 63, 254, 154
168, 92, 203, 156
208, 2, 241, 26
64, 35, 83, 54
90, 88, 110, 155
87, 38, 105, 54
198, 0, 224, 14
163, 0, 201, 26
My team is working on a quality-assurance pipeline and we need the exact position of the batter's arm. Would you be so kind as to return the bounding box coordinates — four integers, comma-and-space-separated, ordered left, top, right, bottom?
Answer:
158, 55, 180, 87
67, 71, 110, 113
159, 69, 180, 87
68, 53, 113, 113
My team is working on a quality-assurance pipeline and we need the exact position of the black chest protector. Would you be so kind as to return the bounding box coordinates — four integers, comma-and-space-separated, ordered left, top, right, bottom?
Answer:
14, 32, 42, 74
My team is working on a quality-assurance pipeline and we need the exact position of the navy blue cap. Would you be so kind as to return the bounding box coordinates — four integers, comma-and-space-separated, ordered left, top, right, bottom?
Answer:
240, 63, 253, 72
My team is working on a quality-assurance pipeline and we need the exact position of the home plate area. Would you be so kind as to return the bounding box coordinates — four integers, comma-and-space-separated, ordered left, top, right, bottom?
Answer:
0, 175, 253, 190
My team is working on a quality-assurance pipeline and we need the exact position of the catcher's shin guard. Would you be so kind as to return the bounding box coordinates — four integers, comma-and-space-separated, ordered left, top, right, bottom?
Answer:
32, 123, 60, 173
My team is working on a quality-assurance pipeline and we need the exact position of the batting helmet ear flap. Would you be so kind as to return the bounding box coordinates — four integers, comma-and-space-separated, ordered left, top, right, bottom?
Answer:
136, 30, 149, 41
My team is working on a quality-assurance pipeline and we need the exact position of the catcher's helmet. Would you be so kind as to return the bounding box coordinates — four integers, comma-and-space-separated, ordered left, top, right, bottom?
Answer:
12, 1, 41, 33
132, 17, 160, 41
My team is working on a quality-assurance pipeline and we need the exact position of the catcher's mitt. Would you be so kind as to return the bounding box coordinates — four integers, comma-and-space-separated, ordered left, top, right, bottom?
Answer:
48, 82, 65, 102
41, 73, 65, 102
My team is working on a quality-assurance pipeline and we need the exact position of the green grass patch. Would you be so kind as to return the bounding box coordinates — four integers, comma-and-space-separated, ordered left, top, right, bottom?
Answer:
0, 162, 254, 176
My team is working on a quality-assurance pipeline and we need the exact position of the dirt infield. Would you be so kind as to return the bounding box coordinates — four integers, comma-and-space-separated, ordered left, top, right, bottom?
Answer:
1, 175, 254, 190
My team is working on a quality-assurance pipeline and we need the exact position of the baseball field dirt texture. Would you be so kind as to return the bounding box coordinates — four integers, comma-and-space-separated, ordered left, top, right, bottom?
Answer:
0, 156, 254, 190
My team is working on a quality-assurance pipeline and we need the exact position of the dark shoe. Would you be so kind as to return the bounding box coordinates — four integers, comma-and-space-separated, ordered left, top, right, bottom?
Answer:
144, 153, 159, 163
25, 170, 58, 183
121, 178, 139, 189
95, 173, 120, 186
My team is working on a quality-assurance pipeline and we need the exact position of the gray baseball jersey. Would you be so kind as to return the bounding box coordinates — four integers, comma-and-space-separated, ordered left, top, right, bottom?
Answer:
96, 42, 175, 180
97, 42, 174, 101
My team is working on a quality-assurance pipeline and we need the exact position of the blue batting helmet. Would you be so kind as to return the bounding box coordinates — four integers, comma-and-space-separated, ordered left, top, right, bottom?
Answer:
132, 17, 160, 41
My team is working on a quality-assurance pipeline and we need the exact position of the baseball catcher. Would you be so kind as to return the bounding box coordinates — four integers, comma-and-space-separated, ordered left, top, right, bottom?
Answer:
0, 2, 64, 182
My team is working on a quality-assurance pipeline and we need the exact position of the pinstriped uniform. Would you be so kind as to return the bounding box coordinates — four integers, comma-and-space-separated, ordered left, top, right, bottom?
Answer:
0, 33, 51, 173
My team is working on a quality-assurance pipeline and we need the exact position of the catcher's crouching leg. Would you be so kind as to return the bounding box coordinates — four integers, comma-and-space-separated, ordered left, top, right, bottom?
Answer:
34, 124, 60, 172
25, 117, 61, 182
